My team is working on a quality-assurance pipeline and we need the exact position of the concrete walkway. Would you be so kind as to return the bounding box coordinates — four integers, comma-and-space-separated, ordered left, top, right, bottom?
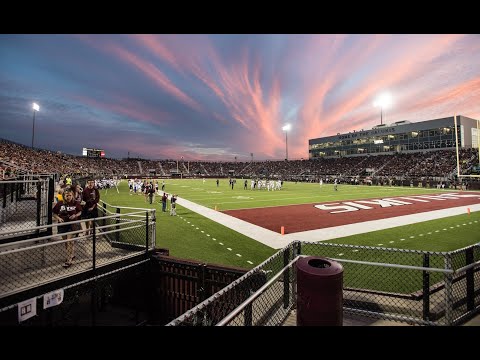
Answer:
176, 197, 480, 250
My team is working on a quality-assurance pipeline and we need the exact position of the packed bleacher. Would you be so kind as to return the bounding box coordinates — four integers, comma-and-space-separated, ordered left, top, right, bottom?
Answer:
1, 138, 479, 188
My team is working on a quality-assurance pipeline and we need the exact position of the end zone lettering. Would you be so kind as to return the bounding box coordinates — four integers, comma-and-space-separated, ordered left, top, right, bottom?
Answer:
314, 193, 480, 214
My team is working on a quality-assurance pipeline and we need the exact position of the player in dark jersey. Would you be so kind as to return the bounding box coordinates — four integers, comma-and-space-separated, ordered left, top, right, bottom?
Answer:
82, 179, 100, 237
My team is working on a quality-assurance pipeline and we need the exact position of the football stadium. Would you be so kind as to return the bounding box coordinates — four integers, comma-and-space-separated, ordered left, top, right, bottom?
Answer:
1, 114, 479, 326
1, 34, 480, 328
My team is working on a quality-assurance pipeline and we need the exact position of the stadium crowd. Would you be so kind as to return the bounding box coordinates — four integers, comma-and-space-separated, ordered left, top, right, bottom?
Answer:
1, 138, 479, 188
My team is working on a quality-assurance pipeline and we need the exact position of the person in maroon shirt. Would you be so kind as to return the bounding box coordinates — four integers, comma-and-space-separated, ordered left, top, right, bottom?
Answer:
53, 188, 82, 268
82, 179, 100, 237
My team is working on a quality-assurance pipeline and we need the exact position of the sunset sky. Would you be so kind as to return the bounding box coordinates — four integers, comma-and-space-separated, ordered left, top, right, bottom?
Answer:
1, 34, 479, 161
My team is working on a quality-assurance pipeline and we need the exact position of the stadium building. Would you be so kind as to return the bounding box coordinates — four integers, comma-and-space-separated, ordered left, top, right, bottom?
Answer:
309, 115, 479, 158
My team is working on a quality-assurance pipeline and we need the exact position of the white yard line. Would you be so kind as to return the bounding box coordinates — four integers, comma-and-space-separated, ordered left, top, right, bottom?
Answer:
176, 196, 480, 250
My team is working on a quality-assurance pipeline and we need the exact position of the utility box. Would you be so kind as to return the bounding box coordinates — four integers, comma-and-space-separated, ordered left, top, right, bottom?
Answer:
296, 256, 343, 326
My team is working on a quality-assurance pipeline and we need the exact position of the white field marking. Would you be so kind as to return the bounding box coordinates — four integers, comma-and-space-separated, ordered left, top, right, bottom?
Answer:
207, 234, 210, 237
201, 230, 204, 233
475, 221, 478, 223
236, 254, 242, 257
389, 241, 394, 243
212, 238, 216, 241
337, 253, 344, 256
378, 243, 383, 246
410, 236, 415, 238
219, 242, 224, 245
352, 249, 359, 252
456, 225, 460, 227
186, 190, 446, 209
450, 227, 454, 229
191, 224, 194, 227
187, 221, 190, 224
400, 238, 405, 241
419, 234, 424, 237
435, 230, 440, 232
247, 261, 253, 265
227, 248, 232, 251
185, 186, 444, 202
469, 222, 472, 224
443, 229, 447, 231
463, 223, 467, 225
427, 232, 432, 234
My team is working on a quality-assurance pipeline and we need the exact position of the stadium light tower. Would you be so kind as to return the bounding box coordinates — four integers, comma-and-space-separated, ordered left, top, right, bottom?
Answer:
373, 93, 392, 125
282, 124, 292, 160
31, 102, 40, 148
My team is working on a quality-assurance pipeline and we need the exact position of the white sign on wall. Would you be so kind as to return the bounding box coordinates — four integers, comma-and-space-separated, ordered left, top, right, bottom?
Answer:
18, 297, 37, 322
44, 289, 64, 309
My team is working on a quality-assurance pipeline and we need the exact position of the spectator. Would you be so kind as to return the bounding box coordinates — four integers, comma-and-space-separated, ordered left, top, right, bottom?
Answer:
52, 188, 82, 268
170, 194, 177, 216
82, 178, 100, 237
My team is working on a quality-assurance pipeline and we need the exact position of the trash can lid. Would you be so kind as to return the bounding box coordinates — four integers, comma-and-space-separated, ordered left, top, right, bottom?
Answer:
296, 256, 343, 276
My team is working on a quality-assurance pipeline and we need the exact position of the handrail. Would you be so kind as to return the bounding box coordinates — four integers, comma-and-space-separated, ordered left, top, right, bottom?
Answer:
216, 256, 299, 326
0, 210, 148, 237
0, 179, 49, 184
328, 257, 454, 274
101, 200, 154, 212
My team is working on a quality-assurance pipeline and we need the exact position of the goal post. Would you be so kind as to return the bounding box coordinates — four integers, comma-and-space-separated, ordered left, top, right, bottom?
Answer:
455, 115, 480, 178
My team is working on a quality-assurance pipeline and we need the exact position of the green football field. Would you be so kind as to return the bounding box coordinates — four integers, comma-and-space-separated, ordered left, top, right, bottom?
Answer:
99, 179, 480, 269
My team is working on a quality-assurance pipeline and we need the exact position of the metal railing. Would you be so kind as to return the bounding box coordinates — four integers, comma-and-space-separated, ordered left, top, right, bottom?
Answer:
166, 243, 298, 326
167, 241, 480, 326
0, 178, 53, 237
0, 208, 156, 302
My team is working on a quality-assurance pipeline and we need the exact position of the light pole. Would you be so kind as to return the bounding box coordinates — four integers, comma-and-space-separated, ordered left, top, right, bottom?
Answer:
31, 102, 40, 148
282, 124, 291, 160
373, 93, 392, 125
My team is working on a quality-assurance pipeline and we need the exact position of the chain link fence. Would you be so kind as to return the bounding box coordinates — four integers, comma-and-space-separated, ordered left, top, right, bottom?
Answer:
0, 177, 53, 237
0, 208, 156, 303
167, 241, 480, 326
166, 243, 298, 326
98, 201, 156, 251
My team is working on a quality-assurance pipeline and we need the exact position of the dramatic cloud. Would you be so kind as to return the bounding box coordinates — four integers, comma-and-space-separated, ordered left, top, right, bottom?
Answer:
1, 34, 479, 160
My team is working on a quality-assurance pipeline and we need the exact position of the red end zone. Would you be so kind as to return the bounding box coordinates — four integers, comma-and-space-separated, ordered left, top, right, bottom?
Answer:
222, 192, 480, 234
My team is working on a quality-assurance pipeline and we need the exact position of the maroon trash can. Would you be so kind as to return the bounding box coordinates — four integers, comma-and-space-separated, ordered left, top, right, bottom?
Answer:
296, 256, 343, 326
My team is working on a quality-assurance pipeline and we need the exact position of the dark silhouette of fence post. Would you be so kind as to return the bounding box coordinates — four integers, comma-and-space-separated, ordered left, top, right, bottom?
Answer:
283, 247, 290, 309
145, 211, 149, 253
36, 182, 41, 237
47, 178, 54, 236
2, 183, 6, 208
115, 207, 120, 243
102, 203, 106, 228
466, 247, 474, 311
422, 253, 430, 321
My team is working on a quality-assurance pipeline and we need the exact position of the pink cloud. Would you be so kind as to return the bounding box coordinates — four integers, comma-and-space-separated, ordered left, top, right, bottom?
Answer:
292, 34, 467, 159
